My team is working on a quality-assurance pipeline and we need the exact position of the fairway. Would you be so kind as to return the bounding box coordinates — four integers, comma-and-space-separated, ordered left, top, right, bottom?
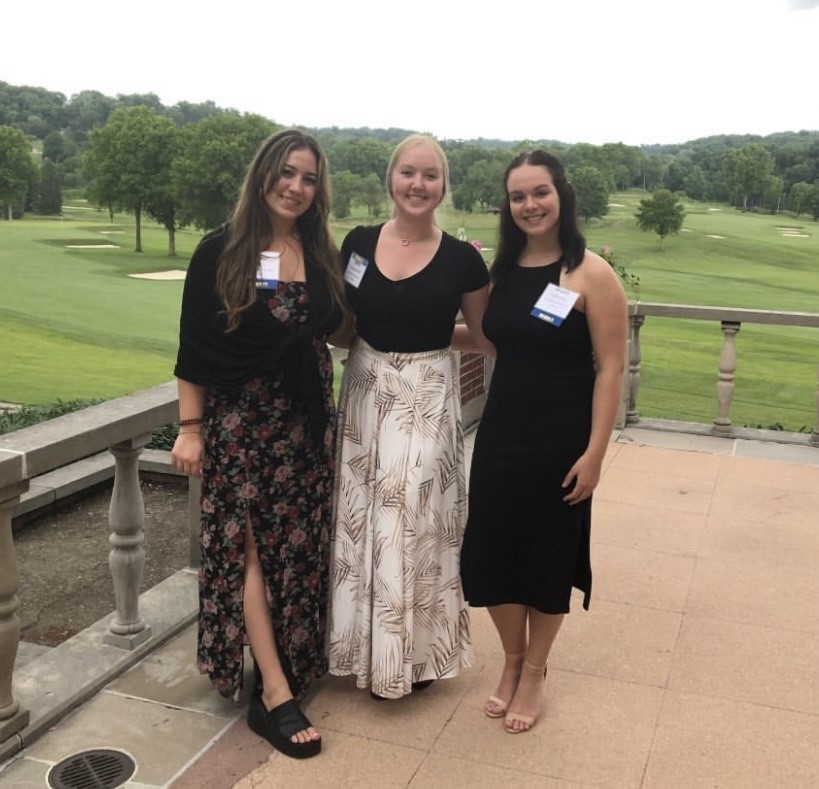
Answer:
1, 195, 817, 431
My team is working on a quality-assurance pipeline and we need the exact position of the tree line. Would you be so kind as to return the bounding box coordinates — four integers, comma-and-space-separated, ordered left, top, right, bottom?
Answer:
1, 81, 818, 248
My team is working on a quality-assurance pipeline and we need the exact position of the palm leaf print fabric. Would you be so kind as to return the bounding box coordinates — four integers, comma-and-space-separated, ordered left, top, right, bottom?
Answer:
328, 338, 472, 698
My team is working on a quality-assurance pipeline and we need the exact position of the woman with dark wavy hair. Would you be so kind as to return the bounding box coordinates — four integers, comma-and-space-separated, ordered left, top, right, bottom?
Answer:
460, 150, 627, 734
172, 129, 346, 759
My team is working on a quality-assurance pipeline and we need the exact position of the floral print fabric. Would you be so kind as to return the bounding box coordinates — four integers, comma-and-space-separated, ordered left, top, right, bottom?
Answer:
197, 281, 334, 701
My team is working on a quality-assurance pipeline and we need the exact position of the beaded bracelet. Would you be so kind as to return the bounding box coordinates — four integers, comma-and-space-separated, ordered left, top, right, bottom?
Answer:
179, 417, 203, 426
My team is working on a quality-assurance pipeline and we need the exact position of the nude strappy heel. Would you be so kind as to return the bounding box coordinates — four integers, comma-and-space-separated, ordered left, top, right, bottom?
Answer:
485, 651, 526, 719
504, 661, 548, 733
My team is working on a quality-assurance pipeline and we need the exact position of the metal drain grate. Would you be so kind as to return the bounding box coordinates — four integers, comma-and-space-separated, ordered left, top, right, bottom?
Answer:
47, 748, 136, 789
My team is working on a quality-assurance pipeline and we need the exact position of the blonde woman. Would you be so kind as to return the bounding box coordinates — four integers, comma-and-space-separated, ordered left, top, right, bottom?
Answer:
328, 134, 491, 699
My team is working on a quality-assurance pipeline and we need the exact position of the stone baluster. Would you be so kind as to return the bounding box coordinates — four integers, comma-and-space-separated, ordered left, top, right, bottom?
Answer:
713, 321, 741, 436
626, 314, 645, 424
104, 436, 152, 648
0, 482, 30, 742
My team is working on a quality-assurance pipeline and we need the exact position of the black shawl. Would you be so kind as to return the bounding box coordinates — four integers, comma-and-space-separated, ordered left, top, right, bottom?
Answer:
173, 225, 342, 443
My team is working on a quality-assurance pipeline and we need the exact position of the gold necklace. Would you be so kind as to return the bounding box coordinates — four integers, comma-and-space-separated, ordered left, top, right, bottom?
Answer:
395, 225, 433, 247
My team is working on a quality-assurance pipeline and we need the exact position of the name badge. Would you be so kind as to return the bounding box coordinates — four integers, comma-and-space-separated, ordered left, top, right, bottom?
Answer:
344, 251, 369, 288
257, 251, 280, 290
530, 283, 580, 326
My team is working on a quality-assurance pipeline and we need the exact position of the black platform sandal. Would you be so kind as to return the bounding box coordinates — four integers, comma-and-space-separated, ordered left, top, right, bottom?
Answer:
247, 695, 321, 759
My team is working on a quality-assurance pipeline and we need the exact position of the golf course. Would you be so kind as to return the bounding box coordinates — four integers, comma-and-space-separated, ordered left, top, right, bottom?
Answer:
1, 191, 816, 432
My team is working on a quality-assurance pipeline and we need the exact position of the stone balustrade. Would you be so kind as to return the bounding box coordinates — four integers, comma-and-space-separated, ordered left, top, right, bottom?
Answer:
0, 383, 178, 748
0, 315, 816, 752
625, 302, 819, 445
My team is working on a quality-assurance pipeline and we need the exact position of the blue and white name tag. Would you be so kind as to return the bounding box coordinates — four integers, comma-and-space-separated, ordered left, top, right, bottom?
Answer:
530, 283, 580, 326
256, 251, 280, 290
344, 251, 369, 288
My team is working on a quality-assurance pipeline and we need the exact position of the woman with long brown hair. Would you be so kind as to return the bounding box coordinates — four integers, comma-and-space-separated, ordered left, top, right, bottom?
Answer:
172, 129, 346, 758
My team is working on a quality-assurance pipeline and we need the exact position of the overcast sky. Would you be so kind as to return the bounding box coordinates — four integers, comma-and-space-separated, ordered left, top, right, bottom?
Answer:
3, 0, 817, 146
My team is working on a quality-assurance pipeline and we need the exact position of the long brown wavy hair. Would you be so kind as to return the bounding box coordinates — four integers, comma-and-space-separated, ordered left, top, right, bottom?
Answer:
216, 129, 346, 330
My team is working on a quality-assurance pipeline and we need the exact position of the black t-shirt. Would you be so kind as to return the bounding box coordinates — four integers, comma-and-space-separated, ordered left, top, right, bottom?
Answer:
341, 224, 489, 352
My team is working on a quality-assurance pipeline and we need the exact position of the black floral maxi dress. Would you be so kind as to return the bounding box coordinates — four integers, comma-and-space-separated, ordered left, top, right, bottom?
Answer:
197, 281, 335, 701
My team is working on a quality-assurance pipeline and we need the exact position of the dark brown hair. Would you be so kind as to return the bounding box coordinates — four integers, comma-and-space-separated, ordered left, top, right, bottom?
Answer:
492, 150, 586, 287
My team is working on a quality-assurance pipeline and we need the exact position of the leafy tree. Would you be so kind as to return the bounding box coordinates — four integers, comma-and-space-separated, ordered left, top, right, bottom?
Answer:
65, 90, 115, 136
173, 113, 276, 230
451, 183, 476, 212
0, 125, 35, 219
0, 82, 66, 136
331, 170, 360, 219
762, 175, 784, 214
357, 172, 386, 217
641, 155, 668, 191
42, 130, 65, 162
462, 157, 505, 210
682, 166, 707, 201
788, 181, 813, 216
723, 143, 775, 210
38, 158, 63, 214
571, 165, 609, 221
116, 92, 163, 111
327, 136, 390, 181
166, 100, 222, 126
664, 159, 691, 193
635, 189, 685, 249
446, 143, 492, 187
86, 106, 178, 252
809, 183, 819, 221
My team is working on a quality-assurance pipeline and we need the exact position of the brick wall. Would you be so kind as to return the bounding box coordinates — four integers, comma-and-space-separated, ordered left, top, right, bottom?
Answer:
458, 352, 486, 405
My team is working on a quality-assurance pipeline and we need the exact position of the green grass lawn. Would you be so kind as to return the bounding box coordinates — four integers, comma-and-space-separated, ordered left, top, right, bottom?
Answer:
1, 195, 817, 431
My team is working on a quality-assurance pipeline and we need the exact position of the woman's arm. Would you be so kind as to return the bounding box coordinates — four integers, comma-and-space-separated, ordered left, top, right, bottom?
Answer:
562, 253, 627, 504
171, 378, 207, 478
451, 285, 495, 356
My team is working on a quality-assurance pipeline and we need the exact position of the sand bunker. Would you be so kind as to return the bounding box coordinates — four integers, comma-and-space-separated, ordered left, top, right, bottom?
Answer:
707, 208, 722, 212
780, 232, 810, 238
129, 270, 188, 280
681, 228, 692, 232
706, 234, 726, 239
99, 230, 125, 235
608, 203, 626, 208
65, 244, 120, 249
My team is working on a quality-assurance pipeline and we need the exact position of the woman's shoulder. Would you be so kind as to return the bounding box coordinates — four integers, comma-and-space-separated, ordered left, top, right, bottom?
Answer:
345, 223, 383, 243
576, 248, 620, 282
569, 249, 627, 306
441, 231, 481, 258
341, 224, 384, 266
192, 224, 229, 261
440, 231, 489, 276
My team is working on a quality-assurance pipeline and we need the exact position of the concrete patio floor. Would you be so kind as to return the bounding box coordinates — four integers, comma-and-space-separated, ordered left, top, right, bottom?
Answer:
1, 426, 818, 788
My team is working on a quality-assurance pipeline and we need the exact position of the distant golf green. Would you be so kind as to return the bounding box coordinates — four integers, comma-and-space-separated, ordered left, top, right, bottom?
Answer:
1, 194, 816, 432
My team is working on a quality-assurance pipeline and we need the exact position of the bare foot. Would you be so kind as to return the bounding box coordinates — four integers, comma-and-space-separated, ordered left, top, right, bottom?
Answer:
504, 662, 547, 733
485, 652, 526, 718
261, 688, 321, 744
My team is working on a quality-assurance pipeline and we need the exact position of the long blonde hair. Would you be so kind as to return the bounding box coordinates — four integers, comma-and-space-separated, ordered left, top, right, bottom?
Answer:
216, 129, 345, 330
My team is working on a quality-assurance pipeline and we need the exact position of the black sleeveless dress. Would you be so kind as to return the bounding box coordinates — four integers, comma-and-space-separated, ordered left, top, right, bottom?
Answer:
460, 260, 595, 613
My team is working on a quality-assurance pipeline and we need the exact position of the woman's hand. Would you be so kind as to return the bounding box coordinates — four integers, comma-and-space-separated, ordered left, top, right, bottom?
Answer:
561, 452, 602, 505
172, 432, 205, 478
